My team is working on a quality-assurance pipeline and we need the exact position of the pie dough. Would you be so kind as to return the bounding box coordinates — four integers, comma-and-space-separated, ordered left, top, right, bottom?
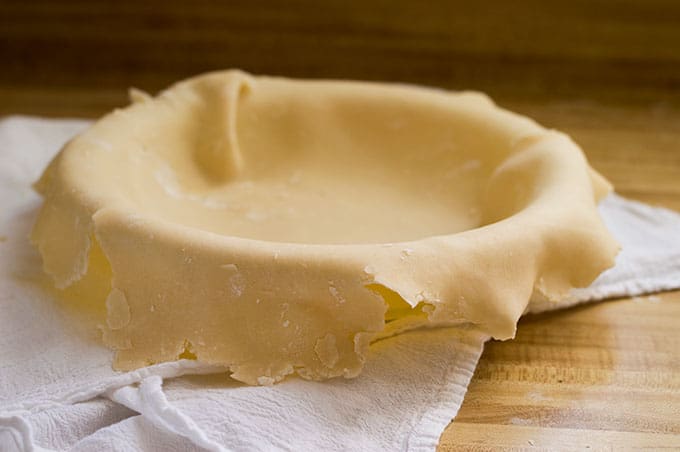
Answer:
31, 70, 619, 385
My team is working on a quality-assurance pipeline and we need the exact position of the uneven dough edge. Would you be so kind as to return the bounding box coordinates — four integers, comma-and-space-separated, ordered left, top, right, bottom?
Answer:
30, 70, 619, 385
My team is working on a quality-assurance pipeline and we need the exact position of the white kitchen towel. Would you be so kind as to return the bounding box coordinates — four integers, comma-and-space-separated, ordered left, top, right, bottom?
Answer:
1, 116, 679, 452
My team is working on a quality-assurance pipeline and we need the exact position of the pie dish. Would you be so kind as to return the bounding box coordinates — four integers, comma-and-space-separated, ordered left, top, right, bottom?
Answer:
31, 70, 619, 385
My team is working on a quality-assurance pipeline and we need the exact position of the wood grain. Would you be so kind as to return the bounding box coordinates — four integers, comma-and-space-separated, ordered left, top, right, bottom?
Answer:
2, 1, 679, 449
441, 293, 680, 450
2, 0, 680, 103
438, 100, 680, 449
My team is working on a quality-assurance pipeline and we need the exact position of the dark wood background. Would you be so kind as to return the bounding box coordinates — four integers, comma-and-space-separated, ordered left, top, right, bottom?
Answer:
2, 0, 680, 116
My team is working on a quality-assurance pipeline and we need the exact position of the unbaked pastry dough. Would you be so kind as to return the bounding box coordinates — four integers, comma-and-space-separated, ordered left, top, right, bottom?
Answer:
31, 70, 619, 385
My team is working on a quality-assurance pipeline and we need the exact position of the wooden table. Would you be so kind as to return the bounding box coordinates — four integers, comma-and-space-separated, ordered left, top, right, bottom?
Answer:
441, 100, 680, 450
3, 87, 679, 450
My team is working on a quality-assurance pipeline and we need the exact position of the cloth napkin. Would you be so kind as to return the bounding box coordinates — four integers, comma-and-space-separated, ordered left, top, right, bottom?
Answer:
1, 116, 679, 452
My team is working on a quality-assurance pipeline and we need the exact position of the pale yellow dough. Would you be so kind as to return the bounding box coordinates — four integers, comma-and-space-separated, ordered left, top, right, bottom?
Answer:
31, 70, 619, 385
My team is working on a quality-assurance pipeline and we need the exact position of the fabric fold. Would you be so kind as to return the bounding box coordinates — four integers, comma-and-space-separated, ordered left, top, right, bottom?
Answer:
106, 376, 225, 452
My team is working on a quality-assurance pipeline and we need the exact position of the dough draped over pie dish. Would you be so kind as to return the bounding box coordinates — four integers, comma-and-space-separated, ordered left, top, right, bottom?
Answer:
31, 70, 619, 385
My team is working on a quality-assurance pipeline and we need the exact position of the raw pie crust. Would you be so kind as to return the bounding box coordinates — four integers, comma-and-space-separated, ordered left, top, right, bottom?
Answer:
31, 70, 619, 385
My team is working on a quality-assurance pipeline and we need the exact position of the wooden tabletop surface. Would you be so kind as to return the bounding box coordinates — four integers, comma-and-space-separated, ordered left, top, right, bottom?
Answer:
2, 1, 679, 449
441, 100, 680, 450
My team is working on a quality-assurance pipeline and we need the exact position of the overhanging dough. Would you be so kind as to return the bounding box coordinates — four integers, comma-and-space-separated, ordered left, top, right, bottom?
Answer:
31, 70, 619, 385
